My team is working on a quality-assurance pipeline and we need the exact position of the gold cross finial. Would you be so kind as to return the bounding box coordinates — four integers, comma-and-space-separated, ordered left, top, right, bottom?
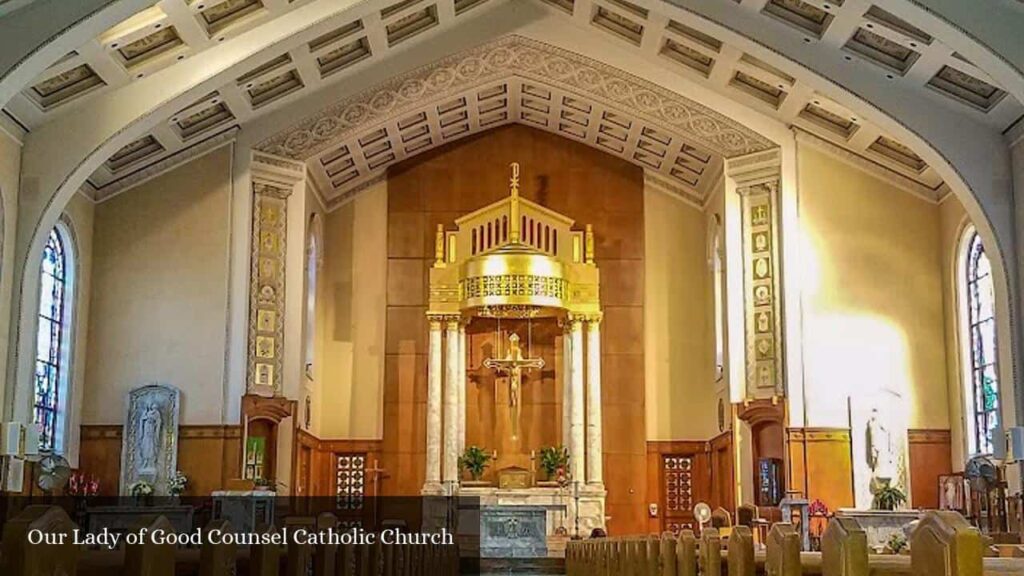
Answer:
509, 162, 521, 242
509, 162, 520, 197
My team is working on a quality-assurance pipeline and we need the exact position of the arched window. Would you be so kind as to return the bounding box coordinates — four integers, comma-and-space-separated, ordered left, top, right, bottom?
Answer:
959, 228, 1000, 455
34, 222, 76, 453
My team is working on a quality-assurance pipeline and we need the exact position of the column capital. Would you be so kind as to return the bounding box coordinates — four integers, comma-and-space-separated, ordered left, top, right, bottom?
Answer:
563, 312, 601, 328
251, 151, 306, 194
724, 149, 781, 190
426, 313, 461, 325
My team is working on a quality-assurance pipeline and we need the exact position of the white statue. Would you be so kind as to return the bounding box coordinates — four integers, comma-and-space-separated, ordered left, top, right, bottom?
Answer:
866, 408, 898, 490
138, 402, 163, 473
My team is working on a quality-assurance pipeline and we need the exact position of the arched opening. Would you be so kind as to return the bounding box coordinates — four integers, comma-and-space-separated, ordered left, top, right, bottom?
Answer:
33, 218, 76, 454
957, 225, 1002, 456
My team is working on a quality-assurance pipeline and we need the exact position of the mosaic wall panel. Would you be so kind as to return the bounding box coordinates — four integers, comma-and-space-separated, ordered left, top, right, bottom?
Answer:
741, 182, 784, 398
247, 182, 290, 394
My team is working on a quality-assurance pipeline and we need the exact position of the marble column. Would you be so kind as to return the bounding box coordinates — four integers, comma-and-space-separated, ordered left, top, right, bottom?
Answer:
562, 323, 572, 450
457, 323, 467, 455
443, 319, 461, 485
425, 318, 443, 490
585, 317, 603, 486
570, 318, 585, 483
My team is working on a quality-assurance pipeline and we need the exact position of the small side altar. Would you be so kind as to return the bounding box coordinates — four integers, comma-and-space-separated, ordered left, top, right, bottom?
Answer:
212, 489, 276, 532
835, 509, 922, 550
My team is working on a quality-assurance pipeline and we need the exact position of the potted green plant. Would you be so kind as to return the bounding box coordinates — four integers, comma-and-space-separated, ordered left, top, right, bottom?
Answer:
873, 485, 907, 511
885, 532, 908, 554
539, 445, 570, 484
459, 446, 492, 483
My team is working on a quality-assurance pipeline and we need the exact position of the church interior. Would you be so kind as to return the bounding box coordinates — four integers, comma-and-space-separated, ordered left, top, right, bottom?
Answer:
1, 0, 1024, 573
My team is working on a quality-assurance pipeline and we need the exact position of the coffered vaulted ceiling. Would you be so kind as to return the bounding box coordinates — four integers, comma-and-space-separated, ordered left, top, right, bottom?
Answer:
4, 0, 1021, 207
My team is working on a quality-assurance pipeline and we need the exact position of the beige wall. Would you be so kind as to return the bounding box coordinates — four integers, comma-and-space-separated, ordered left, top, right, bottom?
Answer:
797, 145, 950, 430
0, 129, 20, 416
317, 180, 386, 439
644, 187, 718, 440
82, 146, 232, 425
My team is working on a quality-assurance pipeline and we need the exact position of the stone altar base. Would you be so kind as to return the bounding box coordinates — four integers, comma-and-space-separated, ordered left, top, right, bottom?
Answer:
835, 509, 922, 551
458, 485, 606, 537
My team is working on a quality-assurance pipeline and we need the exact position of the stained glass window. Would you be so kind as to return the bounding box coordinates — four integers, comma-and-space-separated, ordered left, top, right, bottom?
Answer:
963, 231, 999, 455
34, 226, 72, 452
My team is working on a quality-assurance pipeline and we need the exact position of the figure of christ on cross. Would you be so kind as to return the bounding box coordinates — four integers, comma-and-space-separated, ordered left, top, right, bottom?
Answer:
484, 333, 545, 441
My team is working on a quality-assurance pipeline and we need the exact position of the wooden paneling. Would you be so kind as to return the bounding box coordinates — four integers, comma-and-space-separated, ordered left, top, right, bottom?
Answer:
384, 124, 647, 533
786, 428, 854, 512
78, 425, 241, 496
646, 433, 733, 534
908, 429, 952, 509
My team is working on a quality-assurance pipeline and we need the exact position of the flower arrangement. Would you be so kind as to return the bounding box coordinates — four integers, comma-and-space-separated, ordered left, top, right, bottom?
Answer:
168, 471, 188, 497
539, 446, 570, 480
808, 499, 830, 517
129, 480, 154, 499
67, 472, 100, 498
458, 446, 493, 481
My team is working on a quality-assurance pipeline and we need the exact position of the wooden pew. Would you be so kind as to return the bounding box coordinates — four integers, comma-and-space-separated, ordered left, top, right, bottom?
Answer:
700, 527, 722, 576
765, 523, 801, 576
676, 530, 698, 576
821, 516, 868, 576
199, 519, 236, 576
125, 516, 176, 576
912, 510, 983, 576
728, 525, 755, 576
249, 523, 281, 576
1, 505, 81, 576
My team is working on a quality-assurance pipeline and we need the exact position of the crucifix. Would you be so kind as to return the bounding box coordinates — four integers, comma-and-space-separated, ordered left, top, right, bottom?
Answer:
484, 333, 545, 441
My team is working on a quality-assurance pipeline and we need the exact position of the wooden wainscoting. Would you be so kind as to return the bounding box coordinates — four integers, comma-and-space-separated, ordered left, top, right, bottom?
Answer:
786, 427, 854, 512
646, 432, 733, 534
907, 429, 952, 509
78, 425, 241, 496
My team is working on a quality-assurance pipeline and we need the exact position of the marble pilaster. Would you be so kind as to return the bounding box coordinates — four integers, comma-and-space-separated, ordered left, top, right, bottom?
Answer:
443, 319, 461, 485
424, 318, 443, 491
569, 318, 585, 483
585, 317, 603, 486
458, 323, 467, 455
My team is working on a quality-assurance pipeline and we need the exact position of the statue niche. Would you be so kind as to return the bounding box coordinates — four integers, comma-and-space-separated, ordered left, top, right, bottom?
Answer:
120, 384, 180, 495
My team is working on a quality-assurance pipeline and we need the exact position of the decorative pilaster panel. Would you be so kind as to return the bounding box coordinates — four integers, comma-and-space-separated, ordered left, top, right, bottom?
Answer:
248, 182, 291, 396
246, 152, 305, 399
728, 150, 784, 400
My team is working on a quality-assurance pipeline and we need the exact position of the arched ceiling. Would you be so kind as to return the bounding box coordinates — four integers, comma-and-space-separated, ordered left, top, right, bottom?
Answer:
256, 35, 774, 208
5, 0, 1021, 207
